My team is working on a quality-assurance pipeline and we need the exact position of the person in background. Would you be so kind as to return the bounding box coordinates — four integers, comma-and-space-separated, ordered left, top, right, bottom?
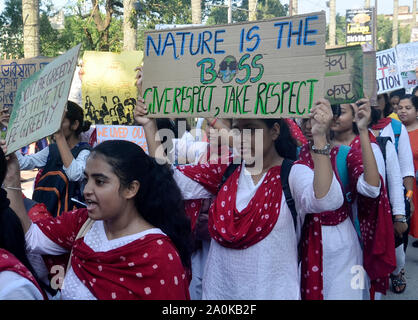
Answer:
330, 102, 403, 296
0, 147, 47, 300
370, 95, 415, 295
397, 95, 418, 249
389, 89, 406, 119
17, 101, 92, 217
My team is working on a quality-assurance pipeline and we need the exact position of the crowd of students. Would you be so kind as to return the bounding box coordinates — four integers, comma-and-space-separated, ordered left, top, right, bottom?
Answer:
0, 66, 416, 300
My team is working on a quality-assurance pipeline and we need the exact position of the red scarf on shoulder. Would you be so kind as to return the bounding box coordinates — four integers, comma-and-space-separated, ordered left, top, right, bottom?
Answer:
0, 249, 47, 299
178, 161, 283, 249
371, 117, 392, 130
35, 209, 190, 300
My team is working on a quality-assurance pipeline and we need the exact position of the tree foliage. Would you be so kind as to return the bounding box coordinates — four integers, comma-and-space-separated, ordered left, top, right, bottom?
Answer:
0, 0, 412, 58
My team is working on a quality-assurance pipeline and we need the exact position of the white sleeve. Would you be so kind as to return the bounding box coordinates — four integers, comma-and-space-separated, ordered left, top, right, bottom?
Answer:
16, 147, 50, 170
62, 149, 90, 182
384, 141, 406, 215
371, 143, 386, 181
25, 223, 68, 256
172, 166, 213, 200
0, 271, 44, 300
356, 173, 381, 198
289, 163, 344, 221
397, 124, 415, 178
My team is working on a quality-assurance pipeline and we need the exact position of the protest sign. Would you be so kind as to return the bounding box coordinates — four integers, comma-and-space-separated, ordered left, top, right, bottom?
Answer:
0, 57, 53, 110
143, 11, 326, 118
95, 124, 148, 153
5, 44, 81, 155
346, 8, 374, 47
81, 51, 143, 125
324, 45, 363, 104
363, 49, 377, 105
396, 42, 418, 90
376, 48, 403, 94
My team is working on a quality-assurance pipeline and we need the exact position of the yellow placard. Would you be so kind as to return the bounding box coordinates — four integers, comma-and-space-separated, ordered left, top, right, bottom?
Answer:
81, 51, 143, 125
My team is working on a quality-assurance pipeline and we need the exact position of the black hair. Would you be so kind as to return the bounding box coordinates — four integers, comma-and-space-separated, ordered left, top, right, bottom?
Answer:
262, 119, 297, 160
66, 101, 91, 137
0, 148, 51, 297
413, 96, 418, 111
369, 107, 382, 127
400, 94, 418, 111
90, 140, 192, 269
412, 86, 418, 96
377, 93, 392, 117
390, 88, 406, 98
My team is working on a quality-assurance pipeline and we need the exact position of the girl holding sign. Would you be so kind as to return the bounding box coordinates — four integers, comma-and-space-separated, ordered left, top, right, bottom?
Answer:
2, 139, 192, 300
315, 101, 397, 299
16, 101, 91, 217
135, 68, 345, 299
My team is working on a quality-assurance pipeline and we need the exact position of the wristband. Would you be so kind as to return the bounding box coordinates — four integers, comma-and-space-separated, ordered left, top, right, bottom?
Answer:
394, 217, 407, 223
406, 190, 413, 199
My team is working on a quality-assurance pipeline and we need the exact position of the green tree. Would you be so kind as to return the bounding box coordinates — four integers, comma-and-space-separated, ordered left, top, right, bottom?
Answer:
205, 0, 287, 25
326, 13, 346, 46
0, 0, 63, 58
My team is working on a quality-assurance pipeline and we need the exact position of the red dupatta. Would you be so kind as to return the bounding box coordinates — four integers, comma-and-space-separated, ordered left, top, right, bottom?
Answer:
0, 249, 47, 299
349, 135, 396, 294
296, 144, 354, 300
371, 118, 392, 130
178, 160, 283, 249
35, 209, 190, 300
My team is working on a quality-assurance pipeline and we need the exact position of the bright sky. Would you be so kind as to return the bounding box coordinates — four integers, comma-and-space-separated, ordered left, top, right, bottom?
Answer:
0, 0, 415, 19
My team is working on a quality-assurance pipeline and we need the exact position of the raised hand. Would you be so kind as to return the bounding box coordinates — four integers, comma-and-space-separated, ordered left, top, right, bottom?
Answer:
353, 98, 371, 131
310, 98, 333, 138
133, 66, 152, 127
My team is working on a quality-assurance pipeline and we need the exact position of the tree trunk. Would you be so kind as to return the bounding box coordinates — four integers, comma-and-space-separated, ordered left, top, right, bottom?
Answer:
329, 0, 336, 47
248, 0, 257, 21
191, 0, 201, 24
123, 0, 137, 50
392, 0, 398, 47
22, 0, 40, 58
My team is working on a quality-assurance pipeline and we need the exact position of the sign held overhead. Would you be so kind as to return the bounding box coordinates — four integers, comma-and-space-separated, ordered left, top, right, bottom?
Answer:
143, 12, 326, 118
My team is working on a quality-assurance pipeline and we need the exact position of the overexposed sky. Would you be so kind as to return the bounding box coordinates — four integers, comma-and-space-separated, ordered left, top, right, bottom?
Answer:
0, 0, 415, 19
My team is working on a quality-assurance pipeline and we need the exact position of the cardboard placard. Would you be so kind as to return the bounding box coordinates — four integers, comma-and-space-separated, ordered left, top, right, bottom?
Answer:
81, 51, 144, 125
0, 57, 54, 111
362, 49, 377, 105
376, 48, 403, 94
143, 11, 326, 118
396, 42, 418, 90
324, 45, 363, 104
95, 125, 148, 153
5, 44, 82, 155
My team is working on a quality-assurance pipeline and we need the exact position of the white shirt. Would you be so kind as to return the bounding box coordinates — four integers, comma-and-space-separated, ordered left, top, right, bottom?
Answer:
174, 163, 344, 300
25, 221, 165, 300
0, 271, 44, 300
371, 141, 405, 216
378, 123, 415, 179
16, 146, 90, 182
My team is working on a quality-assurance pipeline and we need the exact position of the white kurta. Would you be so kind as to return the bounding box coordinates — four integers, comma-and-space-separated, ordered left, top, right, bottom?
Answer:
174, 163, 344, 300
25, 220, 165, 300
0, 271, 44, 300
